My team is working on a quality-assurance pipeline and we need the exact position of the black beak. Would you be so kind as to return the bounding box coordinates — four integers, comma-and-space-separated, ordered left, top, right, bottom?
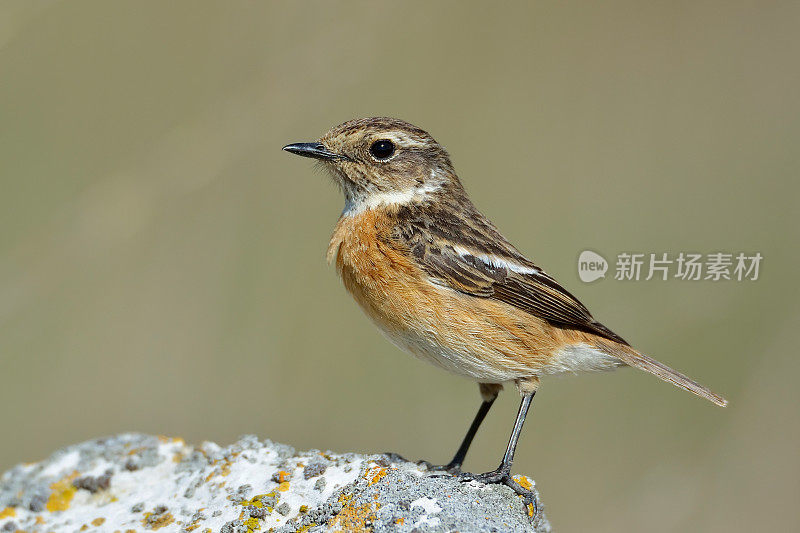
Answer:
282, 142, 347, 161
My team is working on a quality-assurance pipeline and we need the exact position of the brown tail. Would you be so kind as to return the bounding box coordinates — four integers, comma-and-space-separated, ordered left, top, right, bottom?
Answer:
596, 341, 728, 407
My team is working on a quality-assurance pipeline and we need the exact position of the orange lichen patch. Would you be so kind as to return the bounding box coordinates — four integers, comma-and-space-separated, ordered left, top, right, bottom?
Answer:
277, 482, 290, 492
273, 471, 290, 483
395, 517, 405, 525
0, 507, 16, 519
366, 467, 387, 486
205, 459, 233, 481
329, 493, 379, 533
46, 471, 80, 512
92, 517, 106, 526
514, 475, 533, 490
142, 511, 175, 530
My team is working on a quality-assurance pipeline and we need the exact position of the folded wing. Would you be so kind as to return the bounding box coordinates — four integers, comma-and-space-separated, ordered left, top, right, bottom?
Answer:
390, 203, 627, 345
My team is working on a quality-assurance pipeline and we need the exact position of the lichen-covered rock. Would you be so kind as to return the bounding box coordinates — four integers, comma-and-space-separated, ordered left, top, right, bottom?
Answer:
0, 434, 550, 532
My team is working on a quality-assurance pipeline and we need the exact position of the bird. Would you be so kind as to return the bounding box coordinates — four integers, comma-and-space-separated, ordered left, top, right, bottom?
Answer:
282, 117, 727, 506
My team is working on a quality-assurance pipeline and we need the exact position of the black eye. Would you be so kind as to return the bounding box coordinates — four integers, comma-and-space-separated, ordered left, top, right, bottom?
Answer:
369, 139, 395, 160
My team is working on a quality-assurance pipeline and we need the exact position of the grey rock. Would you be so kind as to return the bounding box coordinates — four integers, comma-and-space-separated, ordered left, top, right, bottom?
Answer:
0, 433, 550, 532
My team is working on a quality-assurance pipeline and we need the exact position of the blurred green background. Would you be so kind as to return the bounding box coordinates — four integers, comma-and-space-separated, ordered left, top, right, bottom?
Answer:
1, 1, 797, 531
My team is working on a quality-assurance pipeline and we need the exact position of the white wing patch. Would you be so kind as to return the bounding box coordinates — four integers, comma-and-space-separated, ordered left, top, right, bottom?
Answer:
451, 245, 541, 275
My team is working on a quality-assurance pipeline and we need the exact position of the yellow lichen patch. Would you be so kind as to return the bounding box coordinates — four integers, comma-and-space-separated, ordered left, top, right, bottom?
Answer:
92, 517, 106, 526
273, 471, 290, 483
395, 517, 405, 525
242, 516, 261, 532
237, 492, 278, 514
527, 502, 536, 517
238, 495, 264, 509
277, 481, 290, 492
46, 471, 79, 512
35, 516, 45, 525
299, 505, 308, 514
81, 524, 89, 531
142, 511, 175, 530
0, 507, 16, 519
329, 493, 379, 533
514, 475, 533, 490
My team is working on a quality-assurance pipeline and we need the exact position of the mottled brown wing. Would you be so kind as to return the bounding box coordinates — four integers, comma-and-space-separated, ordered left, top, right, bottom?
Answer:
390, 202, 628, 345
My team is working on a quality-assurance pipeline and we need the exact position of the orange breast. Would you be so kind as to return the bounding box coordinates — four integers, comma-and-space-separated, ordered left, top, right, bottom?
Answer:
328, 210, 423, 335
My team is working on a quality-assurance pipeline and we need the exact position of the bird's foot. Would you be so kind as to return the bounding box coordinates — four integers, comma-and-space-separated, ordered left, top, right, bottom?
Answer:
457, 468, 508, 484
458, 468, 539, 520
417, 459, 462, 476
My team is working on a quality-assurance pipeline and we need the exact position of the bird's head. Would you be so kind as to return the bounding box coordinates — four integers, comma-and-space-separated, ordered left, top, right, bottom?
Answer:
284, 117, 461, 214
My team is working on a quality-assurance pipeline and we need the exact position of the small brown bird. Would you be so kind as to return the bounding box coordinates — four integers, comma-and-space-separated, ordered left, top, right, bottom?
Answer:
283, 117, 727, 503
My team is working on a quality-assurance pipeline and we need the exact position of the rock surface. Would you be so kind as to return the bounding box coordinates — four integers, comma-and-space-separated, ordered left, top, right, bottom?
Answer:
0, 434, 550, 532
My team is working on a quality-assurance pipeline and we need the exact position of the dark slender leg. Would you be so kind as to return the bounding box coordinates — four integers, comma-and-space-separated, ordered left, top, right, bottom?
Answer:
494, 391, 534, 475
445, 396, 496, 470
459, 392, 539, 516
421, 396, 496, 474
